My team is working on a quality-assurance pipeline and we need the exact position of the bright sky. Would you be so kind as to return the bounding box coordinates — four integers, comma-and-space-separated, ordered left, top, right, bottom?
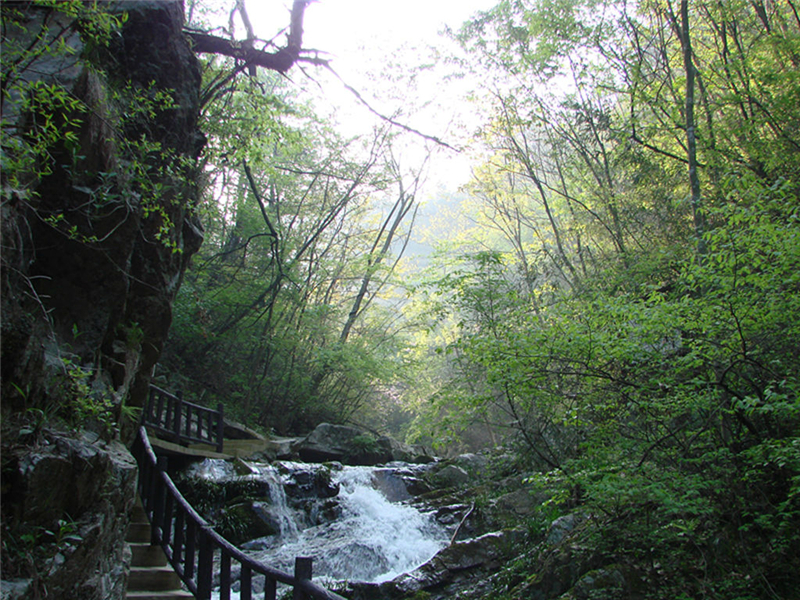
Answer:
245, 0, 498, 189
301, 0, 491, 55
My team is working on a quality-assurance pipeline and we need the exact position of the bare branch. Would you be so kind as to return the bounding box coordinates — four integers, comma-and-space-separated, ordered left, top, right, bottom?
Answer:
186, 0, 311, 74
320, 63, 457, 150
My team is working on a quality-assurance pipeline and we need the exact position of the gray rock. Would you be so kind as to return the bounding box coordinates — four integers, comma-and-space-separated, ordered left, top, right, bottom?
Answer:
563, 566, 628, 599
283, 465, 340, 499
231, 457, 259, 476
453, 453, 490, 473
295, 423, 415, 466
370, 468, 412, 502
3, 431, 137, 600
433, 465, 471, 488
0, 579, 32, 600
217, 501, 279, 545
547, 514, 578, 545
493, 488, 539, 518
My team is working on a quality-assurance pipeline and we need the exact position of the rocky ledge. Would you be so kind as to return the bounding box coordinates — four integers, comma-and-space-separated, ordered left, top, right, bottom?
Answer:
1, 429, 137, 600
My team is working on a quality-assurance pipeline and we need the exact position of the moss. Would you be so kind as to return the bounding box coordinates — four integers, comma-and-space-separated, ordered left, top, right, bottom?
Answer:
216, 502, 277, 546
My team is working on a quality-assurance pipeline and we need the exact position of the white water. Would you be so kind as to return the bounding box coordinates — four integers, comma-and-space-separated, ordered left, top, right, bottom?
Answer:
188, 459, 447, 585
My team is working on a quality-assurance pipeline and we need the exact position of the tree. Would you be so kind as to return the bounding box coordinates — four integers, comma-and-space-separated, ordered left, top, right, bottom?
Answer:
404, 0, 800, 594
186, 0, 318, 77
160, 54, 425, 431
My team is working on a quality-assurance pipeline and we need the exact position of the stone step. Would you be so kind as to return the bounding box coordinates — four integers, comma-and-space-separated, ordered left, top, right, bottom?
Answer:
126, 497, 188, 600
130, 543, 168, 568
125, 591, 194, 600
132, 502, 148, 524
127, 566, 183, 592
127, 522, 153, 543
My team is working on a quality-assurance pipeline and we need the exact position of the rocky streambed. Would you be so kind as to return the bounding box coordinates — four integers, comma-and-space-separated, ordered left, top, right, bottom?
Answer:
172, 424, 546, 599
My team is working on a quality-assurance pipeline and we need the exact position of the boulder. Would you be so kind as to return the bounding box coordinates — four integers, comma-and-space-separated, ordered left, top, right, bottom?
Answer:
497, 488, 537, 516
216, 501, 279, 545
370, 468, 413, 502
547, 514, 581, 545
283, 465, 340, 500
431, 464, 470, 488
452, 453, 490, 474
231, 457, 259, 476
223, 419, 265, 441
348, 529, 525, 600
295, 423, 415, 466
560, 566, 629, 599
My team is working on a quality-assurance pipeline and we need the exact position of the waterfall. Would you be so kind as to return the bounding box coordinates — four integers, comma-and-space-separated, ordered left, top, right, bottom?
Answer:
252, 463, 300, 539
188, 458, 447, 585
293, 466, 446, 583
250, 464, 447, 583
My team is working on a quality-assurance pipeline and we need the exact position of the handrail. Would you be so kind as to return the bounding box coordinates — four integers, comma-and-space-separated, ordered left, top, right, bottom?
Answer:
132, 426, 346, 600
144, 385, 224, 453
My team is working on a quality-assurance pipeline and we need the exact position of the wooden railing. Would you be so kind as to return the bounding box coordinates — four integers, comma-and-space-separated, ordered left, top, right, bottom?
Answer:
132, 426, 346, 600
144, 385, 224, 453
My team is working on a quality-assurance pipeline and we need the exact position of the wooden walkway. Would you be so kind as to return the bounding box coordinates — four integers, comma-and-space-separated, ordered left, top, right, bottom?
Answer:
132, 387, 345, 600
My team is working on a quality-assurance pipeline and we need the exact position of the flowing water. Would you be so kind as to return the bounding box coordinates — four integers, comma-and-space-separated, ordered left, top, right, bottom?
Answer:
186, 458, 448, 585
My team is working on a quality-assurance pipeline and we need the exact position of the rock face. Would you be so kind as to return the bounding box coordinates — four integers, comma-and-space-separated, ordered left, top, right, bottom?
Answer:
1, 1, 203, 598
1, 0, 203, 422
177, 459, 342, 545
1, 430, 138, 600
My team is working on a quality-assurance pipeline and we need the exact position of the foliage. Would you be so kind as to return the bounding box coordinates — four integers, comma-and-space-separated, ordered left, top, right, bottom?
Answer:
348, 433, 379, 457
1, 1, 197, 256
0, 514, 82, 587
401, 0, 800, 596
162, 63, 422, 434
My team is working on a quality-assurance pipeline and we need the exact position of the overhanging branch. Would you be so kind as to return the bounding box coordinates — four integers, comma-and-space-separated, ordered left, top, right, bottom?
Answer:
185, 0, 311, 74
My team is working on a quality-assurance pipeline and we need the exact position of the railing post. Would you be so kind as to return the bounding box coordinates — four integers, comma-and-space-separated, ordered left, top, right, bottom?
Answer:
184, 519, 196, 581
152, 456, 167, 545
264, 577, 277, 600
162, 487, 174, 549
197, 528, 213, 600
173, 507, 185, 565
174, 391, 184, 444
155, 389, 166, 426
241, 565, 252, 600
216, 402, 225, 453
144, 387, 154, 424
293, 557, 313, 600
132, 424, 346, 600
219, 552, 231, 600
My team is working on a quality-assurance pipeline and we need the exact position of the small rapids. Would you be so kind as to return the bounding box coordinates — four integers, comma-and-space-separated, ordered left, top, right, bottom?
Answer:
186, 458, 448, 585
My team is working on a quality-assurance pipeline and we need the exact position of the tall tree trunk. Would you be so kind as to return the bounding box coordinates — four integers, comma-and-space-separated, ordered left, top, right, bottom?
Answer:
672, 0, 707, 258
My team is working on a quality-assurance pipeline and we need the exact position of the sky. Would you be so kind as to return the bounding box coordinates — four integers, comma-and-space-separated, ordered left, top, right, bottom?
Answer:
248, 0, 493, 69
244, 0, 498, 189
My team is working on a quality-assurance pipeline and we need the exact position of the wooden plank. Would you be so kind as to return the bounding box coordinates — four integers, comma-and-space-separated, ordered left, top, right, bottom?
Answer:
241, 565, 252, 600
148, 435, 232, 460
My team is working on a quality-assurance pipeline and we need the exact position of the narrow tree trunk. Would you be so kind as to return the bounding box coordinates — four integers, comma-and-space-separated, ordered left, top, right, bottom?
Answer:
678, 0, 707, 258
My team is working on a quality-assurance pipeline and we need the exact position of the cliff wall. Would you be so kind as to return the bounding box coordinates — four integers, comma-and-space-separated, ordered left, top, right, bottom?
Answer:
1, 1, 204, 597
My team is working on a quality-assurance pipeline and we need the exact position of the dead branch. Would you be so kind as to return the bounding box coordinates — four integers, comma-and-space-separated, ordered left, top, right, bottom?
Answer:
185, 0, 311, 74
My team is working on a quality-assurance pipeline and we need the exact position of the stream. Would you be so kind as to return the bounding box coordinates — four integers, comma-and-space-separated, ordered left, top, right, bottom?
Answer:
185, 458, 449, 587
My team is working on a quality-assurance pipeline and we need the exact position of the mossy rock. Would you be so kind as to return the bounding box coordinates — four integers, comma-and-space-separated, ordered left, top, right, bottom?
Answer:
216, 501, 278, 546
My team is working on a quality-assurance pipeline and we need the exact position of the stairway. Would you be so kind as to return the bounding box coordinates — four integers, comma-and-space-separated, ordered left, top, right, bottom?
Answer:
126, 498, 193, 600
